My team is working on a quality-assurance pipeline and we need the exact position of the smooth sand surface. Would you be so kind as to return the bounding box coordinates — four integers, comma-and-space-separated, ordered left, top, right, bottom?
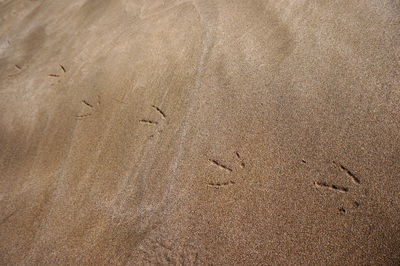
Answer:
0, 0, 399, 265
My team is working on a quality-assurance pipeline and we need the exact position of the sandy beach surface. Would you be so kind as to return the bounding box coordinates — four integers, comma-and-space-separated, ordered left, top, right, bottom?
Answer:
0, 0, 399, 264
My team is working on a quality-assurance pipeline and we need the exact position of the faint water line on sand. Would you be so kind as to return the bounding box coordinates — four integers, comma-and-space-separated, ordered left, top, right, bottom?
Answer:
163, 0, 218, 208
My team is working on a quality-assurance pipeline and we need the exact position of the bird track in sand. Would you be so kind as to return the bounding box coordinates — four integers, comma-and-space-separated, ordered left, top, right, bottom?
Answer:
139, 119, 158, 125
139, 105, 166, 127
209, 159, 233, 172
305, 159, 362, 214
313, 181, 349, 193
48, 64, 67, 77
75, 95, 101, 119
332, 161, 361, 184
151, 105, 166, 119
207, 181, 236, 189
207, 151, 246, 189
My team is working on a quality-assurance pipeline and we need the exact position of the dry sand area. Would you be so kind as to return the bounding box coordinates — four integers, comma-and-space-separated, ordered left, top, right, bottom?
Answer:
1, 0, 400, 265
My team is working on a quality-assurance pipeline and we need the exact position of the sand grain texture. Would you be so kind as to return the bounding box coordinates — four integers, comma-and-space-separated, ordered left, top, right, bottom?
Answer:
0, 0, 400, 265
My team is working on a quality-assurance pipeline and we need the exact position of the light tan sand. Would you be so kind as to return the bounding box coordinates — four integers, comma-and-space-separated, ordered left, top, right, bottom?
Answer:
0, 0, 399, 264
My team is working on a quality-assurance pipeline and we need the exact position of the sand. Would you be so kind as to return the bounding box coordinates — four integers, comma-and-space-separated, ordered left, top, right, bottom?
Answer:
0, 0, 399, 265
